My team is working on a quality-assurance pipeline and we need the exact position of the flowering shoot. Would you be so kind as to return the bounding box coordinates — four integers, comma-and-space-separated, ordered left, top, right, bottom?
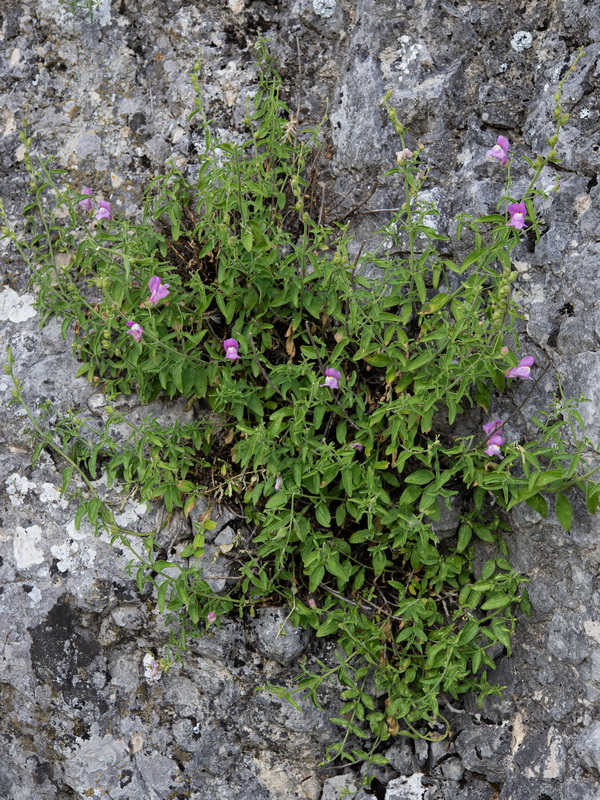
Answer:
148, 276, 170, 305
78, 187, 93, 212
506, 356, 534, 379
486, 135, 510, 166
96, 200, 112, 221
126, 321, 144, 342
321, 367, 341, 389
507, 201, 527, 230
224, 338, 240, 360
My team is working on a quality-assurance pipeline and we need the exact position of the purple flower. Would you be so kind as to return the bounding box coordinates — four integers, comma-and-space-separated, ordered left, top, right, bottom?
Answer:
79, 187, 93, 212
274, 474, 283, 492
482, 419, 504, 437
126, 321, 144, 343
207, 611, 217, 625
483, 420, 505, 457
350, 442, 364, 452
148, 276, 170, 305
320, 367, 341, 389
485, 435, 505, 457
96, 200, 112, 221
224, 338, 240, 360
506, 355, 534, 379
507, 201, 527, 230
486, 136, 510, 166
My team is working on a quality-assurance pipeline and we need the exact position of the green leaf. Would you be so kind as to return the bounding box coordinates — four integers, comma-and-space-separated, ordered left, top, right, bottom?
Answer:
61, 466, 74, 494
74, 502, 87, 530
456, 524, 472, 553
316, 613, 340, 637
473, 524, 496, 542
458, 619, 479, 644
480, 593, 513, 610
481, 559, 496, 580
586, 485, 599, 515
555, 493, 572, 531
405, 469, 435, 485
491, 620, 511, 651
308, 564, 324, 593
241, 226, 253, 251
315, 503, 331, 527
157, 580, 169, 613
420, 293, 449, 315
525, 493, 548, 518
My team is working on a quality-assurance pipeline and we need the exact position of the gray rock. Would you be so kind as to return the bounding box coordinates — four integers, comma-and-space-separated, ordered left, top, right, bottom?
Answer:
454, 725, 511, 782
2, 0, 600, 798
547, 612, 590, 665
247, 606, 312, 666
321, 773, 359, 800
441, 757, 464, 782
384, 740, 417, 776
384, 774, 425, 800
575, 721, 600, 773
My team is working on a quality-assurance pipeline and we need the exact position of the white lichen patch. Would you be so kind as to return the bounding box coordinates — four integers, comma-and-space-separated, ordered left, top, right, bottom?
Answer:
39, 482, 69, 509
584, 620, 600, 644
113, 499, 148, 528
6, 473, 37, 507
312, 0, 336, 18
511, 30, 533, 52
0, 288, 37, 323
24, 584, 43, 605
14, 525, 45, 569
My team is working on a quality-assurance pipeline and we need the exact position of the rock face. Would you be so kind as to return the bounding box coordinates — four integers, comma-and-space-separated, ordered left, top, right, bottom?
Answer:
1, 1, 600, 799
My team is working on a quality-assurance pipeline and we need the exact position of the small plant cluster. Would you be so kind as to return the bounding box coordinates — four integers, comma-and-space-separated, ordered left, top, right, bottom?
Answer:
58, 0, 101, 23
3, 45, 598, 765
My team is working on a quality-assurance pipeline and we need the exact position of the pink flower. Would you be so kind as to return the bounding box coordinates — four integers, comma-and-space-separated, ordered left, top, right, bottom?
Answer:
308, 598, 317, 609
148, 276, 170, 305
486, 135, 510, 166
485, 436, 505, 457
79, 187, 93, 212
126, 321, 144, 342
321, 367, 341, 389
274, 474, 283, 492
507, 202, 527, 230
482, 419, 504, 437
207, 611, 217, 624
483, 421, 505, 457
506, 355, 534, 379
96, 200, 112, 221
224, 338, 240, 360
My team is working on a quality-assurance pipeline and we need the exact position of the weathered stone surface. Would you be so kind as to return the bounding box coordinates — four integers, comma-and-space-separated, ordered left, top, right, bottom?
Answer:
247, 606, 313, 666
2, 0, 600, 798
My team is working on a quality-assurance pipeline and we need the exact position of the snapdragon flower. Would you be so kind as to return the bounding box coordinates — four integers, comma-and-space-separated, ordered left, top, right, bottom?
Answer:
483, 420, 505, 457
486, 135, 510, 166
506, 355, 534, 379
482, 419, 504, 437
126, 321, 144, 342
507, 201, 527, 230
148, 276, 170, 305
78, 187, 93, 212
321, 367, 341, 389
96, 200, 112, 221
207, 612, 217, 624
224, 338, 240, 360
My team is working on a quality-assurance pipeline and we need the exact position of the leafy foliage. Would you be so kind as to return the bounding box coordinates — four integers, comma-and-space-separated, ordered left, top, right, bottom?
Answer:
3, 44, 597, 765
